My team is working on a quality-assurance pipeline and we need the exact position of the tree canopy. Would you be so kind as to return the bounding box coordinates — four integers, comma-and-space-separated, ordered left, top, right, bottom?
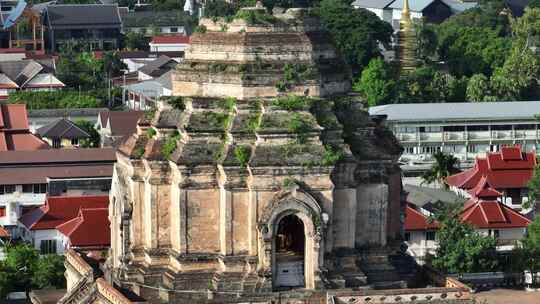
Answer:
0, 243, 65, 298
421, 151, 460, 188
317, 0, 393, 74
430, 203, 499, 274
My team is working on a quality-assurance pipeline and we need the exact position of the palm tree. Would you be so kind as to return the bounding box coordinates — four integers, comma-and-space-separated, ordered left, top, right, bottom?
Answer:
421, 151, 460, 188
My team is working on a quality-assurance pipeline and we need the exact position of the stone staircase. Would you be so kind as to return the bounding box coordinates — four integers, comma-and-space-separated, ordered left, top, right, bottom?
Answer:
358, 248, 408, 290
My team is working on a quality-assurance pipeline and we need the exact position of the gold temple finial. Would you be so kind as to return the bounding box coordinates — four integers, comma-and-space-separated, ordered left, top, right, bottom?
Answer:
401, 0, 411, 23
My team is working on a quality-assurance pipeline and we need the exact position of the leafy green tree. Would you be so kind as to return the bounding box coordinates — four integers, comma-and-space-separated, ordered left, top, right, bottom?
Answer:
102, 51, 127, 78
353, 58, 396, 106
512, 216, 540, 284
32, 255, 66, 289
7, 91, 102, 109
431, 203, 499, 274
421, 151, 460, 188
0, 244, 65, 297
466, 73, 491, 101
526, 164, 540, 210
124, 31, 150, 51
415, 21, 438, 62
75, 120, 101, 148
317, 0, 393, 74
529, 0, 540, 9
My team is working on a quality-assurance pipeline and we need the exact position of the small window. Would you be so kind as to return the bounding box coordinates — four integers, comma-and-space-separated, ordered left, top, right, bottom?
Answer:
52, 138, 61, 148
426, 231, 436, 241
170, 27, 178, 33
33, 184, 47, 194
22, 184, 33, 193
4, 185, 15, 194
0, 207, 5, 217
71, 138, 79, 146
40, 240, 57, 254
404, 232, 411, 242
467, 145, 477, 153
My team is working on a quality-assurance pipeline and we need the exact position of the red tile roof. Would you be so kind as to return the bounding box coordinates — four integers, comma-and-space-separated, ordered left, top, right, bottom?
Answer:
0, 226, 9, 238
106, 111, 144, 136
19, 196, 109, 230
404, 203, 439, 231
468, 176, 502, 198
151, 35, 190, 44
0, 104, 48, 151
460, 200, 531, 229
57, 208, 110, 248
447, 145, 536, 190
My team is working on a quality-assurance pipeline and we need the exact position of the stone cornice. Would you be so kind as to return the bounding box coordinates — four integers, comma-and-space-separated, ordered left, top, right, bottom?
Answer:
96, 278, 135, 304
65, 249, 93, 277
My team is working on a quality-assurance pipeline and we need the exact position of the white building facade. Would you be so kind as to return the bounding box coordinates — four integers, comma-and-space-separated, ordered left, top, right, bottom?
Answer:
369, 101, 540, 165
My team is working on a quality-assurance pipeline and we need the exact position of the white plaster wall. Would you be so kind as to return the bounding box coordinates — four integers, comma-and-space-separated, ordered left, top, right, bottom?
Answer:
405, 230, 437, 264
149, 43, 189, 52
31, 229, 66, 254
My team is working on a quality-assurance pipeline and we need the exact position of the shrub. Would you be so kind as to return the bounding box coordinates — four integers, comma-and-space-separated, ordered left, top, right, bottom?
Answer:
147, 128, 156, 138
234, 145, 251, 167
322, 145, 344, 165
272, 95, 311, 111
162, 131, 181, 160
287, 113, 312, 144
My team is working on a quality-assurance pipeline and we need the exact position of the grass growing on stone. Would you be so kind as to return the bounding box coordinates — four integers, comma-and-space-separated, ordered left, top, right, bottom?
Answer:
133, 147, 145, 158
146, 127, 156, 138
234, 145, 251, 167
272, 95, 311, 111
288, 113, 312, 144
322, 145, 344, 166
234, 9, 277, 25
162, 131, 181, 160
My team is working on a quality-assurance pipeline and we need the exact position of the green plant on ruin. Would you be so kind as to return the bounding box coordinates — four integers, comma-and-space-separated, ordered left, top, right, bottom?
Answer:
310, 100, 340, 130
219, 97, 236, 112
206, 112, 232, 131
234, 9, 277, 25
144, 109, 156, 121
164, 96, 186, 111
234, 145, 251, 168
133, 146, 145, 158
146, 127, 156, 138
220, 24, 229, 32
322, 145, 344, 166
213, 142, 226, 162
287, 113, 312, 144
276, 63, 316, 92
272, 95, 311, 111
246, 111, 262, 133
209, 63, 228, 73
282, 177, 298, 188
194, 25, 207, 33
162, 131, 181, 160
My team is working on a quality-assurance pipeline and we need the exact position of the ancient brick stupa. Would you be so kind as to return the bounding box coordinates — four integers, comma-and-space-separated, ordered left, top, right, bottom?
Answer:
108, 5, 404, 303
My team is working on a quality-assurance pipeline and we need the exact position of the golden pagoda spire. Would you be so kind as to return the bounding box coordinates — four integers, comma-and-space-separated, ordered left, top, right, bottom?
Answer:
401, 0, 411, 22
397, 0, 417, 74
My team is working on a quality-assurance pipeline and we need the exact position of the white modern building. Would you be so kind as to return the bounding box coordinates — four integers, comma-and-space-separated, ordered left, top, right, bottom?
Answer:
352, 0, 477, 28
369, 101, 540, 165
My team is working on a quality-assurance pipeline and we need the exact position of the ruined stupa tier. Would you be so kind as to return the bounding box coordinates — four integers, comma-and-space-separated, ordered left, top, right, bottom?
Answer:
109, 7, 404, 303
173, 8, 351, 99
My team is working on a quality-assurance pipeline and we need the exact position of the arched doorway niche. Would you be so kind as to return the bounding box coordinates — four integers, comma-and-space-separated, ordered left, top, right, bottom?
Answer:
258, 187, 324, 290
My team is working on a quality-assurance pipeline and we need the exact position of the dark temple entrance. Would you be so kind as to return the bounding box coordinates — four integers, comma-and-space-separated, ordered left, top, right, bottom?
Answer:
274, 214, 305, 289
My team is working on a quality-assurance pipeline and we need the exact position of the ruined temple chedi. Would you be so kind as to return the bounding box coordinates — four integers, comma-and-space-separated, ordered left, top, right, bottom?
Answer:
108, 5, 404, 303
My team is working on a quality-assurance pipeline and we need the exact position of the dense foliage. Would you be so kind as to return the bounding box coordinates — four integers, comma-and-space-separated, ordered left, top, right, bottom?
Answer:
0, 243, 65, 298
75, 119, 102, 148
421, 152, 460, 188
317, 0, 393, 74
7, 91, 103, 109
430, 203, 499, 274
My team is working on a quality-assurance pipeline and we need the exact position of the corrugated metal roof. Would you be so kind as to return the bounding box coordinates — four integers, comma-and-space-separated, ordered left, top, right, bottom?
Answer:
389, 0, 436, 11
352, 0, 395, 9
369, 101, 540, 122
441, 0, 478, 13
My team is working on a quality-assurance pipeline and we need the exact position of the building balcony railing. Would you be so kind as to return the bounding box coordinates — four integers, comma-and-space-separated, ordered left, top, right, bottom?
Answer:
0, 193, 46, 205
